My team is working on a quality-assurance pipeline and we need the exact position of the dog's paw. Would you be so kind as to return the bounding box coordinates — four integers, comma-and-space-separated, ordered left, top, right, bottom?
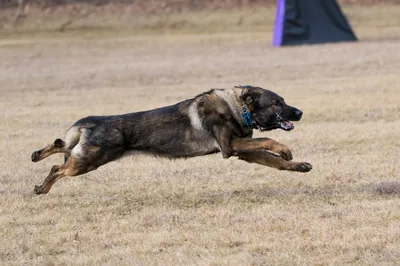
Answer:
31, 151, 41, 162
293, 162, 312, 172
34, 185, 44, 194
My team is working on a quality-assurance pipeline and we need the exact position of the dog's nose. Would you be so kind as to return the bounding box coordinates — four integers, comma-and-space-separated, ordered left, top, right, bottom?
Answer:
295, 109, 303, 118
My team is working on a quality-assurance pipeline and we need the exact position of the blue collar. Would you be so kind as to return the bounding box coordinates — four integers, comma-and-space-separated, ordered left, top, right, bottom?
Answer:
241, 105, 253, 128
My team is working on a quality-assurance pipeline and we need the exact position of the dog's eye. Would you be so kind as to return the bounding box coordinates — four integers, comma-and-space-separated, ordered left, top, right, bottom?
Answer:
272, 100, 282, 107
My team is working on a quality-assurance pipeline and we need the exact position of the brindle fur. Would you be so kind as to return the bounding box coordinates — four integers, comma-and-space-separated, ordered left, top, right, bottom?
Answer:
32, 85, 312, 194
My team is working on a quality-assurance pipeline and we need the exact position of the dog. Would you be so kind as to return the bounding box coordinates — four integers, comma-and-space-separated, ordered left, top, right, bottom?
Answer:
31, 85, 312, 194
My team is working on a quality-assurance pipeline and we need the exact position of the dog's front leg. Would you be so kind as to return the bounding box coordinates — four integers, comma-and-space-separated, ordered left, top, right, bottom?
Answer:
230, 138, 293, 161
237, 150, 312, 172
212, 125, 233, 158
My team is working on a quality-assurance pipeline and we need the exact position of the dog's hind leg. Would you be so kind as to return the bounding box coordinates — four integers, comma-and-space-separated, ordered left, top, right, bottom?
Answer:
34, 143, 125, 194
33, 156, 93, 194
31, 126, 81, 163
34, 164, 66, 194
237, 150, 312, 173
31, 138, 67, 162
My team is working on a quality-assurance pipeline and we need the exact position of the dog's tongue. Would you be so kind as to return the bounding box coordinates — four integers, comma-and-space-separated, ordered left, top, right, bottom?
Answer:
280, 121, 294, 131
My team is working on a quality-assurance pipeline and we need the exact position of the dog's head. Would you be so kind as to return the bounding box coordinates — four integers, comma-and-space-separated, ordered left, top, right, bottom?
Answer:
239, 86, 303, 131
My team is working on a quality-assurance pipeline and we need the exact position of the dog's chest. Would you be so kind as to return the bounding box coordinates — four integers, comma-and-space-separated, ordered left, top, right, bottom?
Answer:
188, 129, 221, 153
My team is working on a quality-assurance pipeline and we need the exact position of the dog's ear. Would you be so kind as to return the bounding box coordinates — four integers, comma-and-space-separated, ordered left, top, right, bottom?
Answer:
240, 92, 260, 106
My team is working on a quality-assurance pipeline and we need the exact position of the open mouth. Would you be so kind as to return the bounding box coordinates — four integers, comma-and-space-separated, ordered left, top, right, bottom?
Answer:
279, 120, 295, 131
256, 120, 294, 131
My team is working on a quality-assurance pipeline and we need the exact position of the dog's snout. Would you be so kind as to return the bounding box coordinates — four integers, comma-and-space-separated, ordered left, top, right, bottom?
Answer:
295, 109, 303, 118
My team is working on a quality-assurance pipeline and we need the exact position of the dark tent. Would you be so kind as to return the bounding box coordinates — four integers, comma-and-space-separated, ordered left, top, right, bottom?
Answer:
273, 0, 357, 46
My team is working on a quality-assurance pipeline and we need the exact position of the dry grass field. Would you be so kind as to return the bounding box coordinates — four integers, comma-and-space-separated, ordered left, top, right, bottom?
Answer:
1, 4, 400, 266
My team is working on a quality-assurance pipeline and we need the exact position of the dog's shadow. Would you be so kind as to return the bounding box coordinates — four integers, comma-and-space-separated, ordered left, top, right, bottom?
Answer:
188, 181, 400, 207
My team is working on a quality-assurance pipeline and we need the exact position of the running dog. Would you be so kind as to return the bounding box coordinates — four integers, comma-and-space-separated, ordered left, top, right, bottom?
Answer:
31, 85, 312, 194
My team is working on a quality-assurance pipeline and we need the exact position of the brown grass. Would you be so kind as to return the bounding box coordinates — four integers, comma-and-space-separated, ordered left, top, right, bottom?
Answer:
1, 5, 400, 266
